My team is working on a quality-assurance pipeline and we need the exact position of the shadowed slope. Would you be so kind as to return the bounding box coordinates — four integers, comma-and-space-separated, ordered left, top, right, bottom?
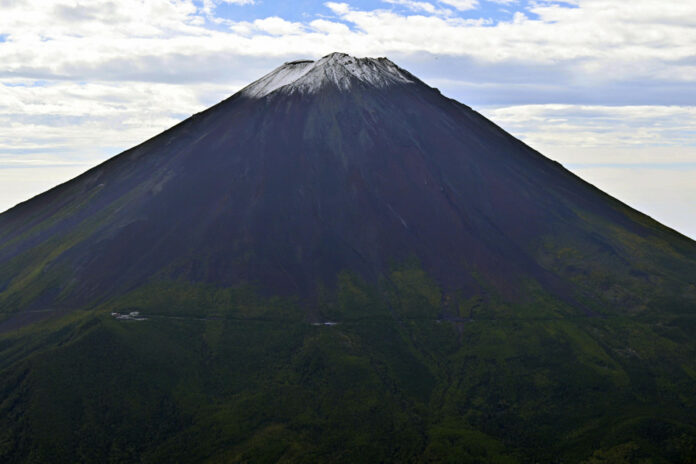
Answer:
0, 52, 694, 321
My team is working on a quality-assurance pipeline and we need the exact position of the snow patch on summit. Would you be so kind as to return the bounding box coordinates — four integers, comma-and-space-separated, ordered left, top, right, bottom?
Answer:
240, 53, 415, 98
240, 60, 314, 98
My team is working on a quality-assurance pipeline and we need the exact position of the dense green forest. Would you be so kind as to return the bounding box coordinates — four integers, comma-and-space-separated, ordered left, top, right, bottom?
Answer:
1, 266, 695, 463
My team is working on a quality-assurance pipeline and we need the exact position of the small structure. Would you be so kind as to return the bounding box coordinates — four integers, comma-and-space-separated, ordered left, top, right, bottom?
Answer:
111, 311, 147, 321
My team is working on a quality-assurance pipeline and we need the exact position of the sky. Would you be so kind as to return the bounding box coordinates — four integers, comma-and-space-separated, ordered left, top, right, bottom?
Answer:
0, 0, 695, 238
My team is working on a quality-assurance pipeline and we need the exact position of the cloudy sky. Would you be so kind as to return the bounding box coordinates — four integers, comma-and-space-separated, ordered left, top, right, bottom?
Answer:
1, 0, 695, 237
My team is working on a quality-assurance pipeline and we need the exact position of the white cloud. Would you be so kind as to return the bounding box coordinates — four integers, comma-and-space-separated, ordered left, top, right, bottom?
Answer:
0, 78, 228, 170
253, 17, 305, 35
1, 0, 695, 83
438, 0, 478, 11
480, 104, 696, 163
310, 19, 352, 34
325, 2, 351, 15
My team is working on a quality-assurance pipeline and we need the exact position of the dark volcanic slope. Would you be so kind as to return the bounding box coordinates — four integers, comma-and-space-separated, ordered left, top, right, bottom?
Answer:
0, 52, 694, 320
2, 53, 696, 464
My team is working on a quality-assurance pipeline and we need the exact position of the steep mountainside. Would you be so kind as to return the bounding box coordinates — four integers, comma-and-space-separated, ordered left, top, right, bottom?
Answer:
1, 53, 694, 322
0, 53, 695, 463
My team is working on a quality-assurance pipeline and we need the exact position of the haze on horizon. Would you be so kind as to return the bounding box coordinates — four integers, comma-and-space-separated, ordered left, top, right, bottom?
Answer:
1, 0, 694, 238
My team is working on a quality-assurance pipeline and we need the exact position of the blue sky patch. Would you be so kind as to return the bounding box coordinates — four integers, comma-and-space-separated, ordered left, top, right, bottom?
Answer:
205, 0, 543, 27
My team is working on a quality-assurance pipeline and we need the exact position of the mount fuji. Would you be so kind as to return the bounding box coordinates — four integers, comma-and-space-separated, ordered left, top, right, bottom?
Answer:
0, 53, 695, 463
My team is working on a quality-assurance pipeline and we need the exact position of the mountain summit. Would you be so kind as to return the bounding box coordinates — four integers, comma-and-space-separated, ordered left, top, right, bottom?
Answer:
0, 54, 695, 463
241, 53, 416, 97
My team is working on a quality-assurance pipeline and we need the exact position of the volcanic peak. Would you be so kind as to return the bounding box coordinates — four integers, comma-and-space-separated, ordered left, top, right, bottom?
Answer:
240, 52, 415, 98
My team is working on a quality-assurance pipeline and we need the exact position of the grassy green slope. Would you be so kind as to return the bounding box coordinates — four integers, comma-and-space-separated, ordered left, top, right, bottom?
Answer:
1, 267, 695, 463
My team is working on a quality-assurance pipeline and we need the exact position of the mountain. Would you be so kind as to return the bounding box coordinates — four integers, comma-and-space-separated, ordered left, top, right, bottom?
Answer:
0, 53, 695, 463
